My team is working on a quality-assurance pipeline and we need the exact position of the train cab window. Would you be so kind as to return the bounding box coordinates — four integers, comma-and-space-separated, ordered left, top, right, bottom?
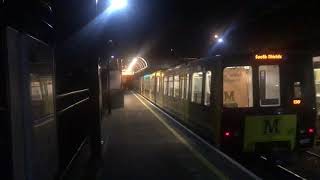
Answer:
174, 75, 180, 97
294, 82, 302, 98
169, 76, 174, 96
186, 74, 190, 100
204, 71, 212, 106
259, 65, 280, 107
191, 72, 203, 104
180, 75, 185, 99
223, 66, 253, 108
164, 77, 168, 95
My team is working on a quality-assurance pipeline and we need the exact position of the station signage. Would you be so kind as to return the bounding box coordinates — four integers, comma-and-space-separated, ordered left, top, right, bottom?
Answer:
255, 54, 283, 60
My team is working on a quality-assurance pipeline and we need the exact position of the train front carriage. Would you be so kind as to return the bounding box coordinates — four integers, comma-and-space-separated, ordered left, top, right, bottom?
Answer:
138, 53, 317, 153
220, 53, 316, 152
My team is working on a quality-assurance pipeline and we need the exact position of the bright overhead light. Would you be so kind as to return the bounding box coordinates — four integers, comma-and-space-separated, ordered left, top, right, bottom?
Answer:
122, 56, 148, 75
109, 0, 128, 11
218, 38, 223, 43
127, 57, 138, 72
214, 34, 219, 39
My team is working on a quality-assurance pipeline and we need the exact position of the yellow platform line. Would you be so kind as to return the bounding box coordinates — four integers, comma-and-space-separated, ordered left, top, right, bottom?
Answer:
133, 93, 229, 180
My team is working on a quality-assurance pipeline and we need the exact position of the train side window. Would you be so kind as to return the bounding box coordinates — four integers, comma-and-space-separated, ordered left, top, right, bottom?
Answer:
204, 71, 212, 106
140, 77, 143, 93
174, 75, 180, 97
186, 74, 190, 100
164, 76, 168, 95
156, 77, 160, 93
191, 72, 203, 104
169, 76, 174, 96
180, 75, 185, 99
314, 68, 320, 114
223, 66, 253, 108
150, 75, 155, 96
30, 75, 54, 118
145, 76, 150, 95
160, 76, 162, 94
259, 65, 280, 107
143, 76, 147, 94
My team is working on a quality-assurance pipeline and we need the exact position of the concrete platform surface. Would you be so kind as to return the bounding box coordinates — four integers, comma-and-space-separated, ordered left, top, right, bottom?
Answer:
96, 92, 223, 180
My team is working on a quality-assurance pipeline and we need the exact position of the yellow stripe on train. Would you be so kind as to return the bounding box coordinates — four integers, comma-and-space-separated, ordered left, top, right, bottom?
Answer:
243, 115, 297, 152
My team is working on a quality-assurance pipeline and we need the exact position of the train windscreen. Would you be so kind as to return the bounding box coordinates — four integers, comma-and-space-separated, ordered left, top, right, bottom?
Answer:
223, 66, 253, 108
258, 65, 281, 107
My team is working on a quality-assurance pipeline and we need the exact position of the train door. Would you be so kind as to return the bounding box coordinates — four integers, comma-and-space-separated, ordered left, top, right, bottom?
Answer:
313, 56, 320, 143
4, 27, 58, 180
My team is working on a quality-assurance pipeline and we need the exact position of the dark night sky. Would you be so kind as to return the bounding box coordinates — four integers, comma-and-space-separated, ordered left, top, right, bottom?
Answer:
5, 0, 320, 63
104, 0, 246, 59
98, 0, 320, 65
50, 0, 320, 66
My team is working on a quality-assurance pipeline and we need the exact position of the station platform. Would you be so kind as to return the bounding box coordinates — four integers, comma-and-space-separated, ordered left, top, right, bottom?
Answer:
95, 92, 258, 180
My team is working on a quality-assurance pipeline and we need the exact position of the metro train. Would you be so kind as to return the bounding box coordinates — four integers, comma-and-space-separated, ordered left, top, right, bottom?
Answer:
138, 53, 318, 152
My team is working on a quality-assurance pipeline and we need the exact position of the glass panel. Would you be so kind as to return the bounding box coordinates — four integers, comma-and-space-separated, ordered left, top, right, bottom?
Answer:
186, 74, 189, 100
223, 66, 253, 108
181, 76, 185, 99
293, 82, 302, 98
314, 58, 320, 140
259, 65, 280, 107
204, 71, 211, 106
150, 75, 155, 97
143, 75, 150, 96
140, 77, 143, 93
164, 77, 168, 95
314, 69, 320, 115
191, 72, 203, 104
30, 74, 54, 119
174, 75, 180, 97
110, 71, 121, 89
314, 69, 320, 98
156, 77, 160, 93
168, 76, 174, 96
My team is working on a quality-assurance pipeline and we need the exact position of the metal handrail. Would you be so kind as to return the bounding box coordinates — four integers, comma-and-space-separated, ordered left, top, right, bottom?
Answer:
59, 136, 89, 179
57, 89, 89, 99
57, 97, 90, 115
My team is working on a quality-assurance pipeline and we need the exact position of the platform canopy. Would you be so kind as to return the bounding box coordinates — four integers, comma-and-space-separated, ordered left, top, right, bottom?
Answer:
122, 56, 148, 75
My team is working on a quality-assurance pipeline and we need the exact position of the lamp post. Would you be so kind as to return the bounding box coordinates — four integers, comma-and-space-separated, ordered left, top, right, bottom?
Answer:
92, 0, 128, 162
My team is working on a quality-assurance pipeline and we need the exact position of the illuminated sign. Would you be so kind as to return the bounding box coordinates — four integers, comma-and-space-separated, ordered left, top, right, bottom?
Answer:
255, 54, 283, 60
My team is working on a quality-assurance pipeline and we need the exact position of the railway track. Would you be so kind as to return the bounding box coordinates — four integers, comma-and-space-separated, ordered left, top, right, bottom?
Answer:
231, 151, 308, 180
258, 154, 307, 180
137, 92, 315, 179
305, 150, 320, 159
